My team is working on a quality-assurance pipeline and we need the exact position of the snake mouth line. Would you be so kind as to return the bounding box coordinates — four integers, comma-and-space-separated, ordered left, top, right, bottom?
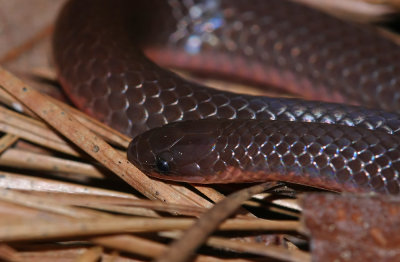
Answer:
147, 166, 367, 194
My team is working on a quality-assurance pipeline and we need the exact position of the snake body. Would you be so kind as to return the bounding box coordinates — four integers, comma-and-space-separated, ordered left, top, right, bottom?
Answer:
53, 0, 400, 194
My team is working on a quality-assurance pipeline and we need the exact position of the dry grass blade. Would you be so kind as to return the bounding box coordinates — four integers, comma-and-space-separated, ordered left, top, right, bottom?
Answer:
161, 232, 310, 262
23, 191, 206, 217
0, 133, 19, 154
75, 246, 103, 262
48, 96, 130, 148
170, 184, 214, 208
14, 193, 160, 218
82, 201, 204, 217
192, 185, 226, 203
0, 188, 110, 219
0, 148, 105, 179
0, 171, 135, 197
218, 219, 299, 231
0, 214, 299, 242
0, 67, 208, 207
156, 182, 282, 262
0, 217, 191, 241
92, 235, 253, 262
0, 106, 76, 149
204, 236, 310, 262
16, 246, 107, 262
0, 244, 21, 262
0, 89, 26, 114
0, 122, 80, 157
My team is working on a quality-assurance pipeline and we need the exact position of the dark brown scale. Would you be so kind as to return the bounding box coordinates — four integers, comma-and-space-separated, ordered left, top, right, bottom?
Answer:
53, 0, 400, 194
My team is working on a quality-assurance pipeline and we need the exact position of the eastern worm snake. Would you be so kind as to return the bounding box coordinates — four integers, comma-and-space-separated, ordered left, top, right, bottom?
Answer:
53, 0, 400, 194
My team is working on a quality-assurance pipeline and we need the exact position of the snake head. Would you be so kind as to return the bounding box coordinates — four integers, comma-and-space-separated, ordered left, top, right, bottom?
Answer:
127, 120, 225, 183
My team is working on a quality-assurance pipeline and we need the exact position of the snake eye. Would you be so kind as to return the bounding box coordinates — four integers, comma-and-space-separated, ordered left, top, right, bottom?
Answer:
155, 151, 173, 174
156, 157, 170, 173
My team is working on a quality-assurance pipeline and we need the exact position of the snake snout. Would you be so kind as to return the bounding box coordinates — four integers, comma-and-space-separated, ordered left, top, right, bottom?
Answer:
127, 124, 182, 174
127, 120, 224, 181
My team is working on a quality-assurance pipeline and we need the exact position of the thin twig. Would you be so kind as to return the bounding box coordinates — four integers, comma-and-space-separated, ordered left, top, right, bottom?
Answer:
156, 182, 283, 262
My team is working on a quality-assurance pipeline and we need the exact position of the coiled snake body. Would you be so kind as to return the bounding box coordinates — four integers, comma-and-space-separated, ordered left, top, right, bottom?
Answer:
53, 0, 400, 194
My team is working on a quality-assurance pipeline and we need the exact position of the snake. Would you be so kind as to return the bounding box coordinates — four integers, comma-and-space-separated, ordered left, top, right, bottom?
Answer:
53, 0, 400, 195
